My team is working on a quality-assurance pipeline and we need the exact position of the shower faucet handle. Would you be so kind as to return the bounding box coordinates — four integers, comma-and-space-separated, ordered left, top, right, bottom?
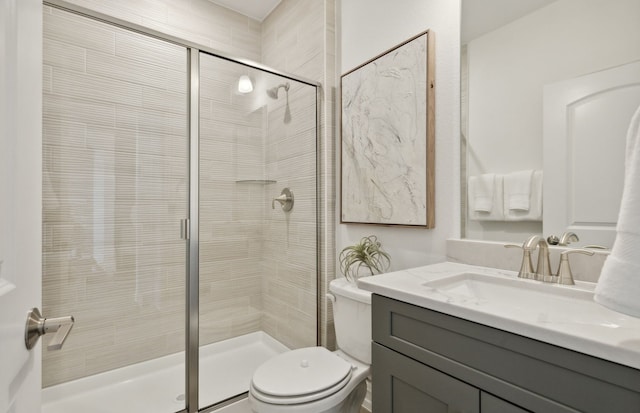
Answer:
272, 194, 287, 209
272, 188, 294, 212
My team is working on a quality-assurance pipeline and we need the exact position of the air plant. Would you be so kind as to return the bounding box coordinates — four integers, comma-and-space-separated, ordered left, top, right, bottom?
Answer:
339, 235, 391, 284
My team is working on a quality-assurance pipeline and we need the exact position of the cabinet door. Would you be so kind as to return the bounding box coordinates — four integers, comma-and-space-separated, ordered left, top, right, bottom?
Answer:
373, 343, 480, 412
481, 392, 529, 413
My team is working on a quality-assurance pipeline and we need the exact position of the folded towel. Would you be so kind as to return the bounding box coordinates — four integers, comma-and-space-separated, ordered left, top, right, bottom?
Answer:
594, 104, 640, 317
504, 170, 542, 221
471, 174, 496, 212
504, 170, 534, 211
469, 175, 504, 221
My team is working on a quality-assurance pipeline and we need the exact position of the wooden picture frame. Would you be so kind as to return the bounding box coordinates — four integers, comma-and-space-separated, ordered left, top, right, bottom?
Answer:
340, 30, 435, 227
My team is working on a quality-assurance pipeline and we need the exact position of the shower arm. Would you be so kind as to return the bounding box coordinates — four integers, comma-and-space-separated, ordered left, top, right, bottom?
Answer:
267, 82, 290, 99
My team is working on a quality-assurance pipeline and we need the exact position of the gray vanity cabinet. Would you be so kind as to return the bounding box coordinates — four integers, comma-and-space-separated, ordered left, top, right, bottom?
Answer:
481, 393, 528, 413
373, 343, 479, 412
374, 344, 526, 413
371, 294, 640, 413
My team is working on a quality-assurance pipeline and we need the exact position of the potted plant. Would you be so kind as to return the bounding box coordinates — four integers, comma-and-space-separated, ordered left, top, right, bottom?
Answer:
339, 235, 391, 284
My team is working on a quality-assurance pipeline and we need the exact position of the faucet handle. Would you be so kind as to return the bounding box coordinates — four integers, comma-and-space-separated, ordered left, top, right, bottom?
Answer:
272, 194, 288, 209
556, 249, 595, 285
271, 188, 294, 212
504, 244, 535, 279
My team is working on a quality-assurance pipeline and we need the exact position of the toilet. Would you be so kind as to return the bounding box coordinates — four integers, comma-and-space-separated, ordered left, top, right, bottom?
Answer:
248, 278, 371, 413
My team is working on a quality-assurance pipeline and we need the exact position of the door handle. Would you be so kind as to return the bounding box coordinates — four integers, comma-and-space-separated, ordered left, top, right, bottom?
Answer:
25, 307, 75, 350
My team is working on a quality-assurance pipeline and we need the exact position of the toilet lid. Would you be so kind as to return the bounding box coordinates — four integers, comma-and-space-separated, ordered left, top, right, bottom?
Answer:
251, 347, 352, 403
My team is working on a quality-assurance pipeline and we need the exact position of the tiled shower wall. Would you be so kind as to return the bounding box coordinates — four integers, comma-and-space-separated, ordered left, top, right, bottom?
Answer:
262, 0, 337, 349
42, 0, 335, 385
42, 7, 189, 386
261, 83, 318, 349
198, 56, 266, 345
63, 0, 262, 62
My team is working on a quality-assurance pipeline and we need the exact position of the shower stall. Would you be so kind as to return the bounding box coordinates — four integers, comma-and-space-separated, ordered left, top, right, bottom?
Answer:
41, 2, 319, 412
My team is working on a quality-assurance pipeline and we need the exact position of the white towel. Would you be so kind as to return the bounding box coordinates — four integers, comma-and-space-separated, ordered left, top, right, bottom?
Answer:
469, 175, 504, 221
504, 170, 542, 221
471, 173, 496, 212
504, 170, 534, 211
594, 105, 640, 317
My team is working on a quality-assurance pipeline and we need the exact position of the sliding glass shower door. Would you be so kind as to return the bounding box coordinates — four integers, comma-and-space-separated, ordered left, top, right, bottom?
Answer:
42, 6, 189, 411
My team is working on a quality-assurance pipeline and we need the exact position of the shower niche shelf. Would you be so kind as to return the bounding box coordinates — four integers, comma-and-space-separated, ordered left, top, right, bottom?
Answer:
235, 180, 277, 184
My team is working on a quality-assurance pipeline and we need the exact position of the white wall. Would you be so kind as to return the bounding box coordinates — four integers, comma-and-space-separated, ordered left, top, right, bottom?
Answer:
337, 0, 461, 272
465, 0, 640, 241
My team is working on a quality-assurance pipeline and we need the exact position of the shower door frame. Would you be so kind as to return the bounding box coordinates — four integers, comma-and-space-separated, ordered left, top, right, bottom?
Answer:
43, 2, 323, 412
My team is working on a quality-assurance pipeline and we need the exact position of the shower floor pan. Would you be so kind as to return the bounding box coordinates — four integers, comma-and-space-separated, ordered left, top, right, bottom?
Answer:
42, 331, 288, 413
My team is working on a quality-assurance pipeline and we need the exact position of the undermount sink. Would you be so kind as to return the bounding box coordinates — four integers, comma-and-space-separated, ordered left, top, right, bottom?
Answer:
420, 271, 622, 327
422, 271, 593, 306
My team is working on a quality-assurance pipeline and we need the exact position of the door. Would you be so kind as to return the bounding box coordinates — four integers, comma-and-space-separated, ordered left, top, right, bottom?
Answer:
544, 60, 640, 247
0, 0, 43, 412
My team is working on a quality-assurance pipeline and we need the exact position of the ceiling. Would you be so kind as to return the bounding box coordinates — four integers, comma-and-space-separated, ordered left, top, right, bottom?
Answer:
209, 0, 558, 40
462, 0, 558, 43
208, 0, 282, 21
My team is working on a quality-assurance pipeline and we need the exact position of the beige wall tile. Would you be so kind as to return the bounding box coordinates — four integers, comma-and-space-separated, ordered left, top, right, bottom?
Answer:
64, 0, 165, 24
52, 68, 144, 107
43, 7, 190, 387
44, 38, 86, 73
44, 94, 116, 128
43, 0, 335, 386
44, 11, 115, 54
260, 0, 334, 350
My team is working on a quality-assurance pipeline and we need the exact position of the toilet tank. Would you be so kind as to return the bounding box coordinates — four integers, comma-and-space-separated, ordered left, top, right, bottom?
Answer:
329, 278, 372, 365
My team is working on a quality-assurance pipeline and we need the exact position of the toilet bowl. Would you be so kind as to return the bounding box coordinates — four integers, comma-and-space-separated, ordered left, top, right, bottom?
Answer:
248, 278, 371, 413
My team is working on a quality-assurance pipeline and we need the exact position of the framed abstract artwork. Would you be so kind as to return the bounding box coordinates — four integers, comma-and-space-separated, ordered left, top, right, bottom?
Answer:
341, 30, 435, 227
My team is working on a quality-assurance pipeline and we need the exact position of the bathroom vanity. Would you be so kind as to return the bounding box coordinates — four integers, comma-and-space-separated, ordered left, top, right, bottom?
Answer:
359, 263, 640, 412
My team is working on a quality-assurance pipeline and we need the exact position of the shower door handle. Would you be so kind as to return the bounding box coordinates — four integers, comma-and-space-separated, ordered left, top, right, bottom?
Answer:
25, 307, 75, 351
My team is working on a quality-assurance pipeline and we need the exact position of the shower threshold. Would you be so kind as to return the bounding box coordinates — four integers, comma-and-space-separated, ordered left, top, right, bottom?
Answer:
42, 331, 288, 413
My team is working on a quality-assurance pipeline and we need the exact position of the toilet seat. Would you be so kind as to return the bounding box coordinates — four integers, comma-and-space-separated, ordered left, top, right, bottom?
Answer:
250, 347, 353, 405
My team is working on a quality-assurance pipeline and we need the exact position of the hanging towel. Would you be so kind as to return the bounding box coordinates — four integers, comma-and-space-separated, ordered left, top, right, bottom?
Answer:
594, 105, 640, 317
469, 174, 504, 221
504, 170, 543, 221
471, 173, 496, 212
504, 169, 534, 211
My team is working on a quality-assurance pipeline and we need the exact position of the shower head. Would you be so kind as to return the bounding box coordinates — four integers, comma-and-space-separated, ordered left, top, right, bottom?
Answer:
266, 82, 290, 99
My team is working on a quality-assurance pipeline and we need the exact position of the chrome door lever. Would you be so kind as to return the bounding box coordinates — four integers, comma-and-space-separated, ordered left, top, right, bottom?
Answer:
25, 307, 75, 350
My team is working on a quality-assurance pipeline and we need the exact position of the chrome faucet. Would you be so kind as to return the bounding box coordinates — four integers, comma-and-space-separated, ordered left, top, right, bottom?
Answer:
547, 231, 579, 246
525, 236, 553, 281
505, 235, 552, 281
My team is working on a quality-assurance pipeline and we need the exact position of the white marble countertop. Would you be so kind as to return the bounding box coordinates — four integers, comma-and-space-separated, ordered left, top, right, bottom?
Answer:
358, 262, 640, 370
